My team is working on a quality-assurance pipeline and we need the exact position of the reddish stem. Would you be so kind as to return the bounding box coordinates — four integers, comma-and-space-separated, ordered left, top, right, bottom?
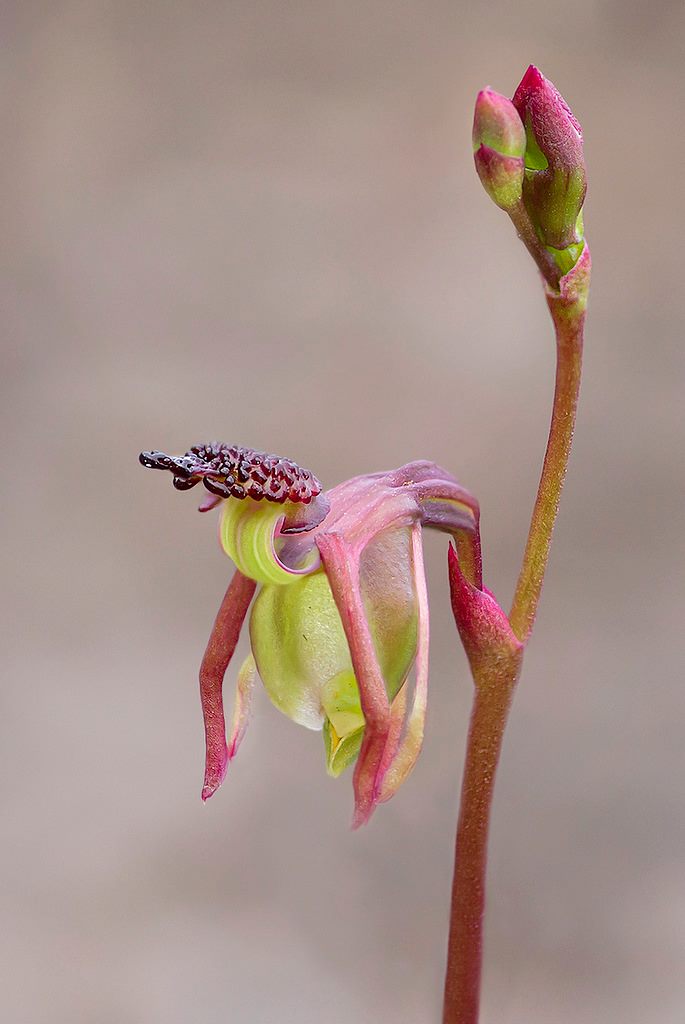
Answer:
442, 247, 589, 1022
442, 666, 519, 1024
509, 281, 586, 641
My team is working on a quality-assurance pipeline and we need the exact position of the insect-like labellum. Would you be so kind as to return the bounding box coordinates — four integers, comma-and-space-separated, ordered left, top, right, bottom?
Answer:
139, 443, 323, 505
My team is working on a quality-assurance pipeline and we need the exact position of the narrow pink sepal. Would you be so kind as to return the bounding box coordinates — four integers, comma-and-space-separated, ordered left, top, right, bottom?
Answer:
376, 525, 430, 803
447, 545, 522, 680
316, 533, 391, 829
376, 685, 408, 786
199, 570, 257, 801
351, 727, 390, 829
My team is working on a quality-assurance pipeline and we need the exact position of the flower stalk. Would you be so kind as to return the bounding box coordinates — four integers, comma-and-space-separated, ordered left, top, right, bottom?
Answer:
442, 667, 519, 1022
443, 67, 590, 1023
510, 250, 589, 642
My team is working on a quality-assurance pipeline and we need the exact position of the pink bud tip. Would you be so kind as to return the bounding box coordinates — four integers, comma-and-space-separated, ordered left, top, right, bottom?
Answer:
473, 88, 526, 158
510, 64, 587, 250
512, 65, 583, 169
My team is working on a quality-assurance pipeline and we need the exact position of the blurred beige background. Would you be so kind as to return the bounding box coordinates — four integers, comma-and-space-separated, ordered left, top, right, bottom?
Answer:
2, 2, 684, 1022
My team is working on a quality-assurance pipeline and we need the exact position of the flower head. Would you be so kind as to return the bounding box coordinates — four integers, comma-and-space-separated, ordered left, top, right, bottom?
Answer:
140, 444, 480, 826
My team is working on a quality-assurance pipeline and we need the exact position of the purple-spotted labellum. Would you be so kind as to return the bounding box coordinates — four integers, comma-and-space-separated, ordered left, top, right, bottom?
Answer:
140, 444, 480, 826
139, 444, 329, 526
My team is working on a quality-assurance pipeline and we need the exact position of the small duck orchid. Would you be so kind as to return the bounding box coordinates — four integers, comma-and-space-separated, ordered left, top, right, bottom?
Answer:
140, 444, 480, 826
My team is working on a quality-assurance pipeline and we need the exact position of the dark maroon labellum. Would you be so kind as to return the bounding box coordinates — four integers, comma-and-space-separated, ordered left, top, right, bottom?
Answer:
139, 443, 323, 505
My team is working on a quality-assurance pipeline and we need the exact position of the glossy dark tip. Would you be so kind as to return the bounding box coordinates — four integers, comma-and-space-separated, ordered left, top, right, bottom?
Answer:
139, 443, 323, 505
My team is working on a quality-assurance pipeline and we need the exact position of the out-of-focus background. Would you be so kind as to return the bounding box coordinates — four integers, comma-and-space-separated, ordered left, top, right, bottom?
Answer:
2, 2, 684, 1022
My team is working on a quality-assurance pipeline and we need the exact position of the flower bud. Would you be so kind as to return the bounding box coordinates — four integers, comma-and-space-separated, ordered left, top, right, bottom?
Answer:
512, 65, 586, 250
472, 89, 526, 210
473, 88, 526, 158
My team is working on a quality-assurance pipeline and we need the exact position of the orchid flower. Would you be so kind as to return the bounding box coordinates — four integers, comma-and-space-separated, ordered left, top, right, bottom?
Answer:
140, 444, 480, 826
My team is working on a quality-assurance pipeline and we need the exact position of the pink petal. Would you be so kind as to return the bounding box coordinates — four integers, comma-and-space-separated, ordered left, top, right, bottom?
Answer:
199, 570, 257, 801
316, 533, 391, 828
375, 685, 407, 790
376, 524, 430, 803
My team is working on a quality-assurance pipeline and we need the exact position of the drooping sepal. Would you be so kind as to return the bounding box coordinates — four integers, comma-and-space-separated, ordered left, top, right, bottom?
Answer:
200, 571, 257, 800
376, 524, 430, 803
316, 533, 393, 827
316, 523, 433, 827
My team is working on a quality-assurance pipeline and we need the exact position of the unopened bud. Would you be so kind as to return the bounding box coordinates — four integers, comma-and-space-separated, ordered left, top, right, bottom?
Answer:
473, 89, 526, 157
512, 65, 586, 250
472, 89, 526, 210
